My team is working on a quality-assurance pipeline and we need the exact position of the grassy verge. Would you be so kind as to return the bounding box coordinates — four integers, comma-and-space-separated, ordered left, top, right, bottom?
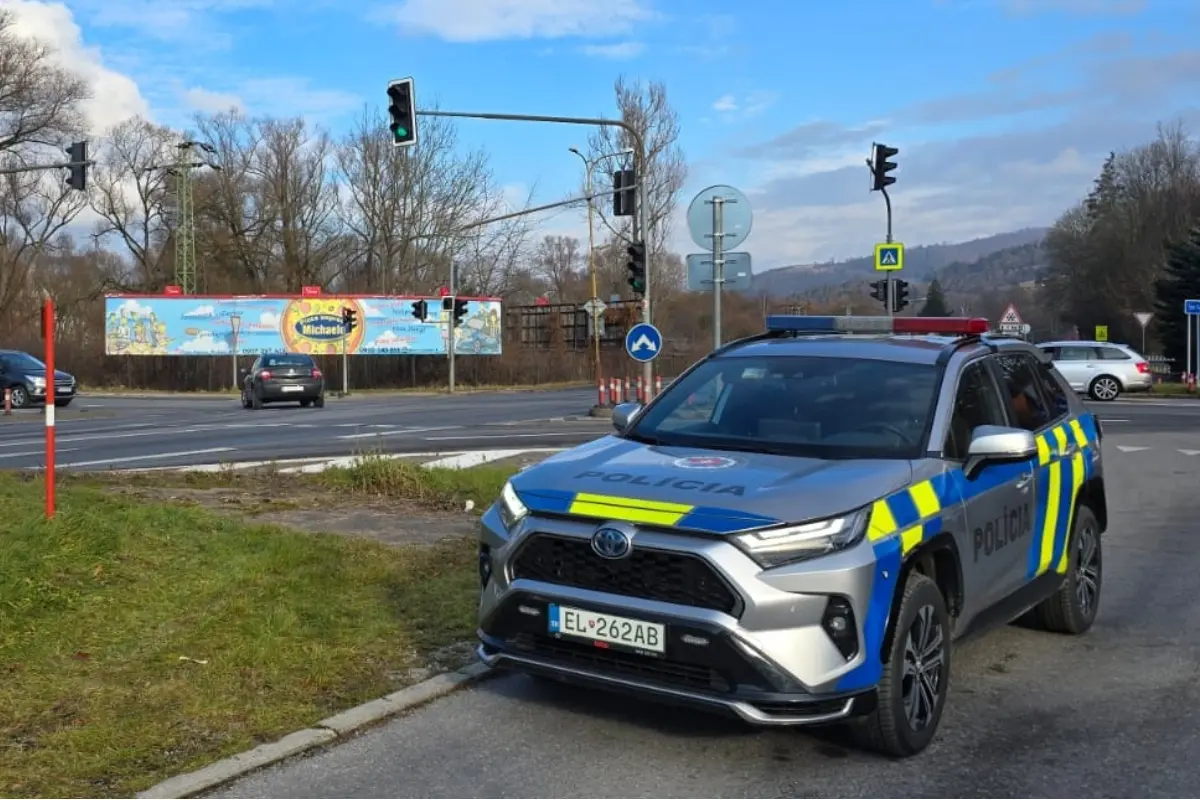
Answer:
0, 464, 502, 798
1146, 382, 1199, 397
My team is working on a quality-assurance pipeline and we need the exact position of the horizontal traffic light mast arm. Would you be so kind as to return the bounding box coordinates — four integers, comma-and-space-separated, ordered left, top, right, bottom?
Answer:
0, 158, 95, 176
448, 182, 641, 234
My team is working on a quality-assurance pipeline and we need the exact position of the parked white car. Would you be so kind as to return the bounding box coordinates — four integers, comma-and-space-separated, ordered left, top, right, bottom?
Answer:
1035, 340, 1153, 400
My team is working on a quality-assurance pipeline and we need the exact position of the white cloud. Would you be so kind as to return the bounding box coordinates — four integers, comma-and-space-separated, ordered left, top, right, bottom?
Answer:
181, 304, 216, 318
117, 298, 153, 315
0, 0, 150, 133
258, 311, 279, 327
712, 94, 738, 112
378, 0, 653, 42
178, 331, 229, 353
359, 301, 386, 319
183, 87, 243, 114
578, 41, 643, 59
710, 91, 778, 120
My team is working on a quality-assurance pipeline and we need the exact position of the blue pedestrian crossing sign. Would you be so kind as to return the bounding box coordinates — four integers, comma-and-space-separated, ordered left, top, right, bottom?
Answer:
625, 322, 663, 363
874, 242, 904, 272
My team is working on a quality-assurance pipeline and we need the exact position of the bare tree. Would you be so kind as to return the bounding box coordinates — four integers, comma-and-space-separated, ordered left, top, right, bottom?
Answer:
453, 182, 537, 297
336, 106, 494, 293
585, 76, 688, 257
532, 234, 581, 298
0, 9, 90, 156
88, 116, 178, 288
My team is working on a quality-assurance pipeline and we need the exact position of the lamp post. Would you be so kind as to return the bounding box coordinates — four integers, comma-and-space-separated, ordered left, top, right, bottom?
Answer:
229, 312, 242, 392
568, 146, 634, 401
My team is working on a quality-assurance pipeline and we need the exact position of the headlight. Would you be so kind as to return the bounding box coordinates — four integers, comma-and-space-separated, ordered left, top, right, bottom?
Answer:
496, 480, 528, 529
734, 508, 869, 569
27, 375, 45, 389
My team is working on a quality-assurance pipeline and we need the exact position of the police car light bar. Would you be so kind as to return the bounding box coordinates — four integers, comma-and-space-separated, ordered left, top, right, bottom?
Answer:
764, 315, 990, 336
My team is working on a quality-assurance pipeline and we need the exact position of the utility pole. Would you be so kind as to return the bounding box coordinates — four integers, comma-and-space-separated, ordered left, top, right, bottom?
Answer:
141, 140, 220, 294
866, 142, 899, 317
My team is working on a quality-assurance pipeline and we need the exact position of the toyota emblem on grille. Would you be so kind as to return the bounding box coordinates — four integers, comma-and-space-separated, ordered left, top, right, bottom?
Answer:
591, 527, 631, 560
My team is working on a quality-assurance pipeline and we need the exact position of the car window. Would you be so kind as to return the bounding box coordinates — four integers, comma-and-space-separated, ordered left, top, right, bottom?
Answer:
1057, 346, 1098, 361
944, 361, 1010, 461
627, 354, 941, 460
994, 353, 1053, 432
262, 354, 314, 368
1031, 361, 1071, 421
1, 352, 45, 371
1098, 346, 1131, 360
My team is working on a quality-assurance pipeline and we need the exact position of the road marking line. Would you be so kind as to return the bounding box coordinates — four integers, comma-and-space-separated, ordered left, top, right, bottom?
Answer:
424, 432, 598, 441
56, 447, 235, 468
1115, 445, 1151, 452
1180, 449, 1200, 456
337, 425, 459, 440
0, 447, 79, 459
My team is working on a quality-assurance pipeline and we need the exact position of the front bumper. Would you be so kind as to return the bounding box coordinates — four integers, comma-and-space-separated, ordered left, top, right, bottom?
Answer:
28, 381, 76, 402
476, 509, 887, 726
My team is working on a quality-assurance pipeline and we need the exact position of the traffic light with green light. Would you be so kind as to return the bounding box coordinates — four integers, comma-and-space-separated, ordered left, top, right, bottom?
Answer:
870, 142, 898, 191
387, 78, 418, 147
626, 241, 646, 296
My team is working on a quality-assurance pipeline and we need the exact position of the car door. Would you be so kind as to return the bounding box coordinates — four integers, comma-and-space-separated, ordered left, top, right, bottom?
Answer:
944, 357, 1032, 617
1050, 345, 1098, 392
991, 351, 1074, 596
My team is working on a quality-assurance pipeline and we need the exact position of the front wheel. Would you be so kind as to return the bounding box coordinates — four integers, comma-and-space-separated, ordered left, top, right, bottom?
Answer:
1088, 375, 1121, 401
9, 385, 29, 409
852, 571, 951, 757
54, 398, 72, 408
1032, 504, 1102, 634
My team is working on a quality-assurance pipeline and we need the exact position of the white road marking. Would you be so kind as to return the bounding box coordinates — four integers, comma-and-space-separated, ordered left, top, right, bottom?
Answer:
424, 432, 596, 441
0, 447, 79, 459
55, 447, 235, 468
423, 448, 555, 469
337, 425, 459, 440
1116, 445, 1151, 452
1180, 449, 1200, 456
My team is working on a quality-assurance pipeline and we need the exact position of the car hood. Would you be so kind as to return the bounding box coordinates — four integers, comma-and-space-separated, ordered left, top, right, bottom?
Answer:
509, 435, 915, 534
20, 368, 72, 381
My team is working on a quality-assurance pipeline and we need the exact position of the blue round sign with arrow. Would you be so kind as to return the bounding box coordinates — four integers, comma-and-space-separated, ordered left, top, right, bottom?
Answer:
625, 323, 662, 363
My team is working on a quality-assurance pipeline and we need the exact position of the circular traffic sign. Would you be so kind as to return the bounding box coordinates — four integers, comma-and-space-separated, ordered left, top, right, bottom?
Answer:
686, 184, 753, 251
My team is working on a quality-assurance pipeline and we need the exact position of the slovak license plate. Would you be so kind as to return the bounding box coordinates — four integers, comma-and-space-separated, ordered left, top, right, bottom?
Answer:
281, 385, 303, 392
548, 603, 666, 655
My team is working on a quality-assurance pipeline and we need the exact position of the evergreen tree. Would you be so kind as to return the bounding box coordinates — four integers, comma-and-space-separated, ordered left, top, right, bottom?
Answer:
1152, 226, 1200, 375
919, 279, 951, 316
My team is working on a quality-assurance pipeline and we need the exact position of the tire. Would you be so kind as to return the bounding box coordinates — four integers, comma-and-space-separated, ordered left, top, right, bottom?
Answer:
852, 571, 951, 758
1088, 375, 1121, 401
313, 393, 325, 408
1032, 504, 1102, 635
55, 398, 72, 408
250, 387, 263, 410
9, 385, 29, 409
241, 388, 252, 409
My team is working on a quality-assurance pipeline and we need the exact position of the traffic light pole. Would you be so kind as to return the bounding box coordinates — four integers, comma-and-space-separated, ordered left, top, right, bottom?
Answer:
0, 157, 94, 177
448, 264, 457, 394
882, 186, 895, 317
416, 109, 653, 394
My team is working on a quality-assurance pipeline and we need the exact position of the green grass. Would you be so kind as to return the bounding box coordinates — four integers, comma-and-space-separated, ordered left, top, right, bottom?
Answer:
317, 455, 516, 510
0, 472, 484, 798
1146, 381, 1199, 397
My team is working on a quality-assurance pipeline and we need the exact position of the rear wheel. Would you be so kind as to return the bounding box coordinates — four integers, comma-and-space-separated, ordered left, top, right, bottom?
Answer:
852, 571, 951, 757
1032, 504, 1101, 635
1088, 375, 1121, 401
241, 388, 251, 409
300, 398, 313, 407
314, 393, 325, 408
250, 387, 263, 410
55, 398, 72, 408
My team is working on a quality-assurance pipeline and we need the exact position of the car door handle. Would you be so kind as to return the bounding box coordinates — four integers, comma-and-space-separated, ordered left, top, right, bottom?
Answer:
1061, 443, 1078, 457
1014, 472, 1033, 491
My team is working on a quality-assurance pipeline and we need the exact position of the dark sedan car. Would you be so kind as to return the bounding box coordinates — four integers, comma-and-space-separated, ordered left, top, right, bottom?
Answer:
0, 348, 77, 408
241, 352, 325, 409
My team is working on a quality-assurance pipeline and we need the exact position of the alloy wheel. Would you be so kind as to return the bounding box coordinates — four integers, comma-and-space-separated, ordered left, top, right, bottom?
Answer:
902, 604, 945, 732
1075, 522, 1100, 619
1092, 377, 1119, 400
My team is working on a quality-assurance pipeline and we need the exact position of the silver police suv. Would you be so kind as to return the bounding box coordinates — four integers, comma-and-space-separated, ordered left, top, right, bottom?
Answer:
476, 315, 1107, 757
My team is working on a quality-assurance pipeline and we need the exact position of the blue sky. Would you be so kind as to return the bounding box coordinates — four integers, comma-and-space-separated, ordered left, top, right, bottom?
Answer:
6, 0, 1200, 270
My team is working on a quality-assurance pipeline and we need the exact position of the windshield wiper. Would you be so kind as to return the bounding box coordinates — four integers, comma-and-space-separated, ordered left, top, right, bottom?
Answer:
623, 430, 667, 446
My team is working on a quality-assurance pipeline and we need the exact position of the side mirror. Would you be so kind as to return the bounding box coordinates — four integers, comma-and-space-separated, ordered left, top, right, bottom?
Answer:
611, 402, 642, 433
964, 424, 1038, 479
239, 368, 249, 377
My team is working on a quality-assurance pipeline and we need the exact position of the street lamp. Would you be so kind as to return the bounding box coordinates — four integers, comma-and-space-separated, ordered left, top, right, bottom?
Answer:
229, 312, 242, 392
568, 146, 634, 403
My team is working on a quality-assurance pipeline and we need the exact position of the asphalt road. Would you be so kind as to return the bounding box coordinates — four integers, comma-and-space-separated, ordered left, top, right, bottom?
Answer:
208, 413, 1200, 799
0, 389, 609, 471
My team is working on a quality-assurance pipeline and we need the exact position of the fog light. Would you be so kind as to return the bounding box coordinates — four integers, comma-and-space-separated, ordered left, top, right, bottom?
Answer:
478, 543, 492, 588
821, 595, 858, 661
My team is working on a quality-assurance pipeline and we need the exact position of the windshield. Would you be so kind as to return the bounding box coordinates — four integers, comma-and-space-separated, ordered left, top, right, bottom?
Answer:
4, 352, 46, 371
626, 354, 941, 459
262, 354, 315, 367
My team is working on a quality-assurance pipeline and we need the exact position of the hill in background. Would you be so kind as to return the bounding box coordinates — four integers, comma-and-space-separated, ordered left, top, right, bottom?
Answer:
747, 228, 1049, 297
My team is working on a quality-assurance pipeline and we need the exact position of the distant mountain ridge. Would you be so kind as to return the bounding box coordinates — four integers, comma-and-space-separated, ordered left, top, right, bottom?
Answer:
749, 228, 1049, 296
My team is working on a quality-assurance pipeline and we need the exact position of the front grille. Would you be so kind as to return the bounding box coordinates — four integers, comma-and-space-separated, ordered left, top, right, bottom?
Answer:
510, 632, 731, 692
510, 533, 740, 614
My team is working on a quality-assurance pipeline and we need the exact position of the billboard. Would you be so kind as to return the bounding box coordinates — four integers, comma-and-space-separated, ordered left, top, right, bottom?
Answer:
103, 294, 503, 356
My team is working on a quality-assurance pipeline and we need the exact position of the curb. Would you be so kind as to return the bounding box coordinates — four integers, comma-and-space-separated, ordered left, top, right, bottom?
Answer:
136, 661, 494, 799
586, 405, 614, 419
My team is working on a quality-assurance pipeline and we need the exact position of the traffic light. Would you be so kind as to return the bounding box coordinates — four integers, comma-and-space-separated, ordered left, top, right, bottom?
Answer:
870, 142, 898, 191
386, 78, 417, 147
626, 240, 646, 295
869, 279, 888, 305
892, 279, 910, 313
453, 298, 468, 327
342, 306, 358, 332
612, 168, 636, 217
65, 140, 87, 192
411, 299, 428, 321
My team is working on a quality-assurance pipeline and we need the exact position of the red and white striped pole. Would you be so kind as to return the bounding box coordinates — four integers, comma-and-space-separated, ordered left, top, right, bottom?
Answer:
654, 376, 662, 397
624, 377, 632, 404
43, 294, 56, 519
635, 376, 643, 404
597, 380, 608, 407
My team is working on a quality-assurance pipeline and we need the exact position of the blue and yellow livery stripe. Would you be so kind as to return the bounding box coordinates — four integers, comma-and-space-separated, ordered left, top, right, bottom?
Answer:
1028, 413, 1098, 578
515, 489, 782, 535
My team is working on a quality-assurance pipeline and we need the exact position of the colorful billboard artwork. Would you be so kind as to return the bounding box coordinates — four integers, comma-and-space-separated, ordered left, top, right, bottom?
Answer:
103, 294, 504, 356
